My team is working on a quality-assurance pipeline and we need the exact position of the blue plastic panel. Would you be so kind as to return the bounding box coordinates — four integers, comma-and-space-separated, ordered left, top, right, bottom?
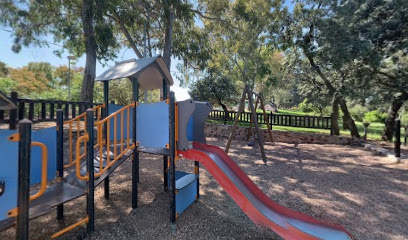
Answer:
0, 127, 56, 221
187, 115, 194, 141
136, 101, 169, 148
175, 171, 198, 216
0, 130, 18, 221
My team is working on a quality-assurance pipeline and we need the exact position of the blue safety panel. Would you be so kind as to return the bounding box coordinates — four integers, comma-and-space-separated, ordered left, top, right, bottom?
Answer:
0, 130, 18, 221
0, 127, 56, 221
187, 115, 194, 141
109, 104, 133, 141
175, 171, 198, 216
136, 101, 169, 149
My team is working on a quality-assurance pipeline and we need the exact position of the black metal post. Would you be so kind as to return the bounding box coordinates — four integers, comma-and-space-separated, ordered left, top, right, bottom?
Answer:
103, 81, 110, 200
10, 91, 18, 130
395, 119, 401, 158
86, 109, 95, 234
132, 77, 139, 209
163, 79, 168, 191
169, 92, 176, 224
404, 126, 407, 146
56, 110, 64, 220
16, 119, 31, 240
192, 96, 200, 199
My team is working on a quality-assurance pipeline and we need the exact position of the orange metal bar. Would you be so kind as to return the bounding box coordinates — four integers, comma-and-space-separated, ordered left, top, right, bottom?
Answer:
98, 124, 103, 169
120, 111, 124, 154
106, 119, 110, 166
76, 135, 89, 180
114, 116, 117, 160
51, 217, 89, 239
127, 107, 130, 148
69, 122, 73, 166
29, 142, 48, 201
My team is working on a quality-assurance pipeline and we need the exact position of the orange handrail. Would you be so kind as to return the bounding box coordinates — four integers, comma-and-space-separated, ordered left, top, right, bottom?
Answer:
73, 102, 136, 180
30, 142, 48, 201
64, 104, 105, 169
51, 217, 89, 239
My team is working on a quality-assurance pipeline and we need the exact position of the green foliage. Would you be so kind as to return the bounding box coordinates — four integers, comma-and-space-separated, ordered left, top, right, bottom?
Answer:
349, 104, 370, 122
188, 74, 238, 108
363, 110, 387, 123
0, 77, 16, 93
0, 61, 9, 77
298, 99, 314, 113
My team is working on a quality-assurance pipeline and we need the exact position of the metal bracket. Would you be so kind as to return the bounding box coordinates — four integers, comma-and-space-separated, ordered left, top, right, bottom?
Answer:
0, 181, 4, 197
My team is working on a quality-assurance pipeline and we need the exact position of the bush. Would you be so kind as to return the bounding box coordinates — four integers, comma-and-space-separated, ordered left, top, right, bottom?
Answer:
298, 99, 314, 113
363, 110, 387, 123
349, 104, 370, 122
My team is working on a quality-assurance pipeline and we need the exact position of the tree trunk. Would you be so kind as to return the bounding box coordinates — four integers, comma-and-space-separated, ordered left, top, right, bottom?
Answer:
162, 0, 174, 69
331, 96, 340, 135
302, 44, 359, 138
80, 0, 97, 103
337, 95, 360, 138
382, 92, 408, 141
219, 101, 230, 120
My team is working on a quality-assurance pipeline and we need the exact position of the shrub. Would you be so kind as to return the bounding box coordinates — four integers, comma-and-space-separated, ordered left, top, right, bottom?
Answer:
349, 104, 370, 122
298, 99, 314, 113
363, 110, 387, 123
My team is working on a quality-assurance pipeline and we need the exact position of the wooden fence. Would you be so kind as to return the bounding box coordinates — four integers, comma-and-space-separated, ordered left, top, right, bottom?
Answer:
0, 91, 101, 129
208, 109, 332, 130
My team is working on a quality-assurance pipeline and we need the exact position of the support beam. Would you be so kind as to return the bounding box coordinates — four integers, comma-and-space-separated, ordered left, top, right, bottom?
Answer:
225, 86, 248, 153
169, 92, 176, 224
16, 119, 31, 240
86, 109, 95, 234
132, 77, 139, 209
56, 110, 64, 220
103, 81, 110, 200
163, 79, 169, 191
247, 91, 267, 164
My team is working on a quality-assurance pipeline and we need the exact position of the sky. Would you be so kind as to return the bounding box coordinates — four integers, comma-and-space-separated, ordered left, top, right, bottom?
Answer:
0, 29, 191, 101
0, 1, 294, 102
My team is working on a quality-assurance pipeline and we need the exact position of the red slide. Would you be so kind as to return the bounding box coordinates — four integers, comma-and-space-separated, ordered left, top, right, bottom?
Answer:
178, 142, 352, 240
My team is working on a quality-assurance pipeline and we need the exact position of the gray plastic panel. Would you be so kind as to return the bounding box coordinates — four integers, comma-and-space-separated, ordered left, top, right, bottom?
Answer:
177, 99, 195, 151
193, 101, 212, 143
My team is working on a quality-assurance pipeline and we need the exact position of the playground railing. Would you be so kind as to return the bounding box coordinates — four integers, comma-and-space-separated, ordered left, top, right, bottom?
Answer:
63, 104, 105, 169
75, 103, 135, 180
0, 91, 102, 129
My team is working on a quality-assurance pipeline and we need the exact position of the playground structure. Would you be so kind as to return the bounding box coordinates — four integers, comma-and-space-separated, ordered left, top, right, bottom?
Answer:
225, 86, 274, 163
0, 55, 353, 240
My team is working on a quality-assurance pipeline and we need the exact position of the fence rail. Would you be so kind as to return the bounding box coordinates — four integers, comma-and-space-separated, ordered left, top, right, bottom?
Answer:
0, 91, 101, 129
208, 109, 332, 130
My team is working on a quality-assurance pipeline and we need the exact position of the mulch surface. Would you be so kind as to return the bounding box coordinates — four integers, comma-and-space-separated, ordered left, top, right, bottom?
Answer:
1, 137, 407, 240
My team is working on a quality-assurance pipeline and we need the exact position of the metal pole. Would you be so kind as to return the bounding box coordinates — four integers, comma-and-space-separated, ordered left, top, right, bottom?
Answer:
56, 110, 64, 220
132, 77, 139, 209
86, 109, 95, 234
103, 81, 110, 199
163, 79, 168, 191
16, 119, 32, 240
169, 92, 176, 224
395, 119, 401, 158
192, 96, 199, 199
68, 58, 71, 101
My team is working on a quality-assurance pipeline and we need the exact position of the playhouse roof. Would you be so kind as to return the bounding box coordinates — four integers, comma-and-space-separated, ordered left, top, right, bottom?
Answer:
0, 91, 16, 110
95, 55, 173, 90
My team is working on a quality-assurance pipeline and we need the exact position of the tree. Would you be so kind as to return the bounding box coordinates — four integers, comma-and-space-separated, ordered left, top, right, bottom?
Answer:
272, 1, 363, 137
0, 0, 121, 102
0, 61, 9, 77
189, 74, 238, 117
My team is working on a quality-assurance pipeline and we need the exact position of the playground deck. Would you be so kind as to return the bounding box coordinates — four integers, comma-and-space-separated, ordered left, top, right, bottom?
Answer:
1, 137, 407, 240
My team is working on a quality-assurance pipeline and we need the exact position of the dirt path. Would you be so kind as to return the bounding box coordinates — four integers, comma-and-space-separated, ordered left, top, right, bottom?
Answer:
1, 137, 407, 240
